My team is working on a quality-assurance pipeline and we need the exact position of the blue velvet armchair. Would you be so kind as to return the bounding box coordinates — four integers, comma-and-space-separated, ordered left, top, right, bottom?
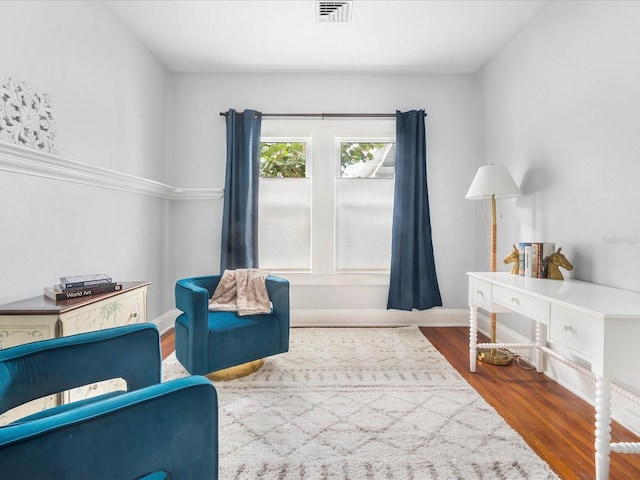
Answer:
175, 274, 290, 375
0, 324, 218, 479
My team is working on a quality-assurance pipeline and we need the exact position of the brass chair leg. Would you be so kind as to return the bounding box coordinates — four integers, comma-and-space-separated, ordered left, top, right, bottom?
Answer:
205, 359, 265, 381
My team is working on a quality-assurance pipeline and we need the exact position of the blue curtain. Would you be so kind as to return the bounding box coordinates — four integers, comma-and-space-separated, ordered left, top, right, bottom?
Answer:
387, 110, 442, 311
220, 109, 262, 271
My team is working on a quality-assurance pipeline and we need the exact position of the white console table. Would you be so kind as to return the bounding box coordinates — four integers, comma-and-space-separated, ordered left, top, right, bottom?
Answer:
467, 272, 640, 480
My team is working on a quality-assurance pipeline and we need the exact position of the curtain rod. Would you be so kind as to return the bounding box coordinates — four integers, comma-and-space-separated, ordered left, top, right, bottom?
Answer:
218, 112, 425, 119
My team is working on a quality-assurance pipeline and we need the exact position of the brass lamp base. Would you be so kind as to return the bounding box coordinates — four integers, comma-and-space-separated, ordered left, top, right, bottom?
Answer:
477, 348, 512, 366
206, 359, 265, 381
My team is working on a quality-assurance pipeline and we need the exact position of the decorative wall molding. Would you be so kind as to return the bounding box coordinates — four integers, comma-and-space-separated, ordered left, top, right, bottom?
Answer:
0, 141, 223, 200
0, 75, 58, 154
170, 188, 224, 200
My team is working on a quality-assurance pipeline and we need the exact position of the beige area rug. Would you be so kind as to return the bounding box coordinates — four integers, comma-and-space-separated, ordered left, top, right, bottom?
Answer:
163, 327, 558, 479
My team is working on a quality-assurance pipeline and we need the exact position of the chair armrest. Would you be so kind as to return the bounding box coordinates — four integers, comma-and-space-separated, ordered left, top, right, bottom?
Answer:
175, 276, 222, 374
0, 324, 160, 416
0, 376, 218, 480
266, 276, 290, 352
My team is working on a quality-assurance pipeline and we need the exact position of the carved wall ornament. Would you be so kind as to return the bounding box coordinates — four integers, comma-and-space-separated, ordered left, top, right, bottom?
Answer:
0, 74, 58, 154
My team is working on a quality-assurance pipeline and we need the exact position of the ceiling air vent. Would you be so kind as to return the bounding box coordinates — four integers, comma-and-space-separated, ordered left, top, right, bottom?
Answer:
317, 1, 352, 23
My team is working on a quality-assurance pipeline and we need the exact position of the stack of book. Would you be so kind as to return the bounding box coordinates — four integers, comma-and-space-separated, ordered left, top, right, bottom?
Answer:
518, 242, 556, 278
44, 274, 122, 301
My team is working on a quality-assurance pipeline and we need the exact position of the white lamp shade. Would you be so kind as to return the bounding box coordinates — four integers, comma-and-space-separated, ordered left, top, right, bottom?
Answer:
465, 164, 521, 200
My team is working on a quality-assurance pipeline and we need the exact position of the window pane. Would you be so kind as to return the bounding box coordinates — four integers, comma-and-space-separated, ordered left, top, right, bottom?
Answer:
259, 178, 311, 270
340, 142, 395, 179
335, 178, 394, 271
260, 142, 307, 178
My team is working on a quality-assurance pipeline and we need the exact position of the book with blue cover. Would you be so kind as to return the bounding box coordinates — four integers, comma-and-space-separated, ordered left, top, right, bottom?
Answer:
59, 273, 113, 290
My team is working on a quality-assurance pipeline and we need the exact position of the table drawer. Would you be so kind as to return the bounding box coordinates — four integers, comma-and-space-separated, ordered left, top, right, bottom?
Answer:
548, 303, 596, 361
492, 284, 549, 322
470, 278, 492, 309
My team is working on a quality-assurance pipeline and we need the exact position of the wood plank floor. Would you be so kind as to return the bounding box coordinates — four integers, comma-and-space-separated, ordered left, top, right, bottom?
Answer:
160, 326, 640, 479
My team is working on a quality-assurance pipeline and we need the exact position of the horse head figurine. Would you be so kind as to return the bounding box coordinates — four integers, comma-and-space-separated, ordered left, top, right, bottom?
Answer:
503, 244, 520, 275
547, 247, 573, 280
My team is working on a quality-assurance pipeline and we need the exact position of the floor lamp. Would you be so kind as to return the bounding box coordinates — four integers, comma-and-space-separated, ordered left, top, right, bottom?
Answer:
465, 164, 521, 366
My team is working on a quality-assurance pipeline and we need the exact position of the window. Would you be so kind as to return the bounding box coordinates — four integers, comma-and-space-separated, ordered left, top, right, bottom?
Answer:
335, 140, 395, 271
258, 119, 395, 274
258, 138, 311, 270
340, 142, 395, 179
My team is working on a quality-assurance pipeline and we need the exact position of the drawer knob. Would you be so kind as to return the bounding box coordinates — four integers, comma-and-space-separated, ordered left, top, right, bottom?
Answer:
511, 297, 520, 304
563, 324, 572, 331
130, 312, 138, 318
476, 290, 484, 297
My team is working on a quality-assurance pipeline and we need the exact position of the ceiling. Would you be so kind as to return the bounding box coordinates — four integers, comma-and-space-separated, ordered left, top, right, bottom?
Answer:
103, 0, 548, 74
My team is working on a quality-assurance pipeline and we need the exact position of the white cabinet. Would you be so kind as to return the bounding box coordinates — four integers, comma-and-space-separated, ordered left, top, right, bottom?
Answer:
467, 272, 640, 480
0, 282, 149, 425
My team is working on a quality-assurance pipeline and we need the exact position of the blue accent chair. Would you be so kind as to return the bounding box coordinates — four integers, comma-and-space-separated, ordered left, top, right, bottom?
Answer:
175, 274, 290, 375
0, 324, 218, 479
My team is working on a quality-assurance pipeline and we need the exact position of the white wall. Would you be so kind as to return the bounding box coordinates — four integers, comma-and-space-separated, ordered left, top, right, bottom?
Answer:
0, 1, 172, 319
169, 73, 476, 320
474, 0, 640, 432
475, 0, 640, 329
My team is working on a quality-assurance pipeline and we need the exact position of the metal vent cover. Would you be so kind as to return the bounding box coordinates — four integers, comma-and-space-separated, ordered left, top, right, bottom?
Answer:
317, 1, 352, 23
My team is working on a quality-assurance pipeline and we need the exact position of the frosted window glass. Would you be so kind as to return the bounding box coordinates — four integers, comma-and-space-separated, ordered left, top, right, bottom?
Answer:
335, 178, 394, 271
259, 178, 311, 270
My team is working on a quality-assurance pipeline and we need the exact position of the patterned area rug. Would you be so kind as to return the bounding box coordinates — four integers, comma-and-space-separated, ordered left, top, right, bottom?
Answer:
163, 327, 558, 479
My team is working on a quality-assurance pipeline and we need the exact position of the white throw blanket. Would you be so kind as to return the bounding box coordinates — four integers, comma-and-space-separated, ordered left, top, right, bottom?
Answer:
209, 269, 271, 316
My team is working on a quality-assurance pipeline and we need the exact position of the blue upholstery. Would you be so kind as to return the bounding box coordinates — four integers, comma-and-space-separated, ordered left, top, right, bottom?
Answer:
0, 324, 218, 479
175, 274, 290, 375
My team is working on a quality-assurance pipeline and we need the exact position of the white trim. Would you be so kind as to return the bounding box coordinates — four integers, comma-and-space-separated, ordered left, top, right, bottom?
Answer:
291, 307, 467, 327
170, 188, 224, 200
153, 309, 179, 335
0, 141, 223, 200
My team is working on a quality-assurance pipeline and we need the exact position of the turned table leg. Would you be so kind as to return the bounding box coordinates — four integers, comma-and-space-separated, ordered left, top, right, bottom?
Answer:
594, 376, 612, 480
469, 307, 478, 372
535, 321, 544, 373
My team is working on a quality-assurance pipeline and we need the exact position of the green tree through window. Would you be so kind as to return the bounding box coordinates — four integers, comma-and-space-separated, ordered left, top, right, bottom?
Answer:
340, 142, 383, 174
260, 142, 306, 178
340, 142, 395, 178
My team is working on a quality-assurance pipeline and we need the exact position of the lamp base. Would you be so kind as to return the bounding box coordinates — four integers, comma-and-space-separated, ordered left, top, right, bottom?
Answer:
477, 348, 512, 366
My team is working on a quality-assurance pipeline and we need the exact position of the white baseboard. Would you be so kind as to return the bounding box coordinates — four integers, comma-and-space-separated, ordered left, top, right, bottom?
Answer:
152, 309, 179, 335
153, 307, 468, 330
291, 307, 468, 327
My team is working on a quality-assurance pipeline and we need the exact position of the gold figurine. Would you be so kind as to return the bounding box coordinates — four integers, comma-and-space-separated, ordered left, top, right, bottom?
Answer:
503, 244, 520, 275
546, 247, 573, 280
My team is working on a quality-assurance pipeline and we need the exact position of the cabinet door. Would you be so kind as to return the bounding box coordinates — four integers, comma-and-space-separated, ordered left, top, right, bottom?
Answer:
0, 317, 58, 425
59, 287, 147, 403
59, 288, 146, 336
0, 317, 55, 348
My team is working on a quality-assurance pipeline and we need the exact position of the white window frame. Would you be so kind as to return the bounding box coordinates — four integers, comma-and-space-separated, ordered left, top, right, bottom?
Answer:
259, 119, 396, 283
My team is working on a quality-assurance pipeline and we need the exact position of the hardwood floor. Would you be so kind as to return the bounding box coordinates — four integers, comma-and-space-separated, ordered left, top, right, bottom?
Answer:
160, 326, 640, 479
